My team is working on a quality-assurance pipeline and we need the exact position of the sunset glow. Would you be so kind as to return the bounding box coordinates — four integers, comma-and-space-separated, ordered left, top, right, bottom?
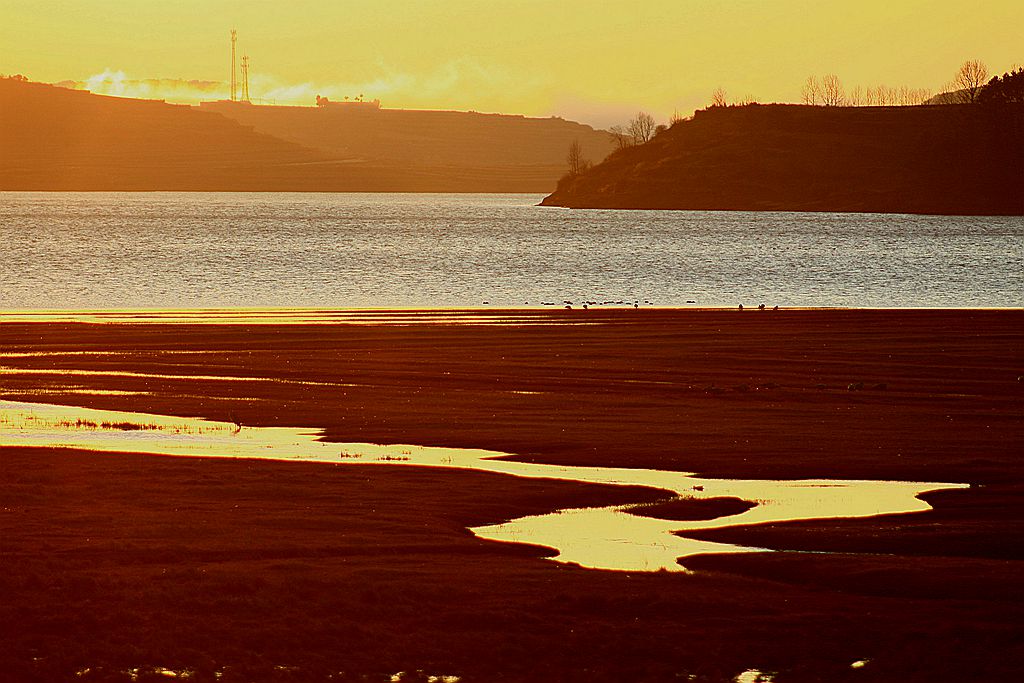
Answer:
3, 0, 1022, 125
2, 1, 1023, 679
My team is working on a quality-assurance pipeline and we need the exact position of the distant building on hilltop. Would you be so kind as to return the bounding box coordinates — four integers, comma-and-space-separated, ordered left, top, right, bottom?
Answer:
316, 94, 381, 110
199, 99, 253, 108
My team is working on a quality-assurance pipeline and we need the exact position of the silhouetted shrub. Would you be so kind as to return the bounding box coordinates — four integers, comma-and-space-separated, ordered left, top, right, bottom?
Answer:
978, 68, 1024, 105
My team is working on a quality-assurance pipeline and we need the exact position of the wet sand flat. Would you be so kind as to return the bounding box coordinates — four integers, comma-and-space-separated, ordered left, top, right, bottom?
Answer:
1, 309, 1022, 681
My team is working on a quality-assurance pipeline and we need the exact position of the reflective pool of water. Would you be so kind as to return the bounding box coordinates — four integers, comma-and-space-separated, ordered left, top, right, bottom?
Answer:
0, 400, 966, 572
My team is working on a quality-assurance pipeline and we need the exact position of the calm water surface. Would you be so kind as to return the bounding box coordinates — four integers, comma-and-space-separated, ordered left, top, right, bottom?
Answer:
0, 400, 964, 572
1, 192, 1021, 308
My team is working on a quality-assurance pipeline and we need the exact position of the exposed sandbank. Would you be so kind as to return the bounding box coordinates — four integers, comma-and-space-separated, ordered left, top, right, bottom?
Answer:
1, 309, 1021, 681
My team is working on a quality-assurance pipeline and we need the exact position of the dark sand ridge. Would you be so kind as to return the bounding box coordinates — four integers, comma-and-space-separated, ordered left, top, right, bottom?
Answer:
1, 309, 1022, 681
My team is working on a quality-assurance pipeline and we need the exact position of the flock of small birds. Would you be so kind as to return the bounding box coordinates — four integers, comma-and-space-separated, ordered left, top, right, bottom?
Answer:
546, 299, 653, 309
483, 299, 658, 309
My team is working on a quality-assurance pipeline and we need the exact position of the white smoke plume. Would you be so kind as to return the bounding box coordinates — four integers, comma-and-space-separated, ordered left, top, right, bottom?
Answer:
54, 59, 547, 114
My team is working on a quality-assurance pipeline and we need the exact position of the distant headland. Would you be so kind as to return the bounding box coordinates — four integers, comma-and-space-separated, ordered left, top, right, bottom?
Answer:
541, 101, 1024, 215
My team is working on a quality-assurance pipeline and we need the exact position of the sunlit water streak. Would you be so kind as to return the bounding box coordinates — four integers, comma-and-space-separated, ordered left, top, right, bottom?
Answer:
0, 351, 224, 357
0, 309, 599, 325
1, 192, 1021, 309
0, 365, 363, 387
0, 400, 966, 572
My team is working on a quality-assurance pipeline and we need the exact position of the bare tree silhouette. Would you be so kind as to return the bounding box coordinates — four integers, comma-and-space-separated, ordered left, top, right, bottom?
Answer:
801, 76, 821, 105
566, 140, 591, 176
710, 87, 728, 108
608, 113, 661, 149
627, 112, 657, 144
608, 125, 633, 150
954, 60, 989, 103
821, 74, 845, 106
800, 75, 932, 107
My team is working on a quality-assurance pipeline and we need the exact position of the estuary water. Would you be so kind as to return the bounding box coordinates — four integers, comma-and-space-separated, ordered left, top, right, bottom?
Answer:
1, 192, 1022, 309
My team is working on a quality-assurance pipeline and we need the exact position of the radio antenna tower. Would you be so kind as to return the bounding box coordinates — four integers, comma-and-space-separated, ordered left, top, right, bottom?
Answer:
230, 29, 238, 102
241, 55, 250, 102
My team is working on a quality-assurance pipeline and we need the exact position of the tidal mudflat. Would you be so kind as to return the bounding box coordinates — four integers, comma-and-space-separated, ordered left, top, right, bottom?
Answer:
1, 309, 1022, 682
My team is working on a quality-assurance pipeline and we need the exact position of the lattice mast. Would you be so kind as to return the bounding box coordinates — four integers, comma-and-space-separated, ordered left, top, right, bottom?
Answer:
241, 56, 250, 102
230, 29, 237, 102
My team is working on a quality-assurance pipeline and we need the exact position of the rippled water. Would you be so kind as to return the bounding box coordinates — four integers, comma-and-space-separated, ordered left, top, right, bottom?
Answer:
1, 191, 1021, 309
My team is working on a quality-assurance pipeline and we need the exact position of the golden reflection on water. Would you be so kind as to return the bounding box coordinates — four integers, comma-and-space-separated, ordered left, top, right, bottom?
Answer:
0, 309, 604, 325
1, 388, 150, 397
0, 400, 966, 573
0, 365, 362, 388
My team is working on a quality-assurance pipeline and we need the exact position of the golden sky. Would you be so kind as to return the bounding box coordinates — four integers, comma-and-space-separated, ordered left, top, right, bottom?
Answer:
2, 0, 1021, 127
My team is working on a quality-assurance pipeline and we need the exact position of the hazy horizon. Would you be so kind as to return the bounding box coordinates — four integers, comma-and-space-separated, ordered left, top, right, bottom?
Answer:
3, 0, 1022, 128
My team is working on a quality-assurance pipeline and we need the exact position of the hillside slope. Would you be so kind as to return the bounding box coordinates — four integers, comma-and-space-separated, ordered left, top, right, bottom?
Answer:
541, 104, 1024, 215
0, 79, 328, 190
0, 79, 613, 192
201, 100, 612, 175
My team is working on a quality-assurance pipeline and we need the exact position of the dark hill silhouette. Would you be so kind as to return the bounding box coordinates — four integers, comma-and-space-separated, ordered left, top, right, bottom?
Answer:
0, 79, 327, 190
541, 104, 1024, 215
0, 79, 613, 192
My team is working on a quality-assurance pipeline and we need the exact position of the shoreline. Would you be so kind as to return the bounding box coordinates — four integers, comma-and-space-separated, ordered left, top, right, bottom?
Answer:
2, 305, 1023, 325
4, 186, 1022, 216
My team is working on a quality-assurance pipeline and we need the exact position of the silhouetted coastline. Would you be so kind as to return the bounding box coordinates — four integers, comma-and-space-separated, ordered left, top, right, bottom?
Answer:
542, 103, 1024, 215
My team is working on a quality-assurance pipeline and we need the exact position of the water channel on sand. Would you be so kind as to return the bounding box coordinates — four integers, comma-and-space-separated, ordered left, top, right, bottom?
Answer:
0, 400, 967, 572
